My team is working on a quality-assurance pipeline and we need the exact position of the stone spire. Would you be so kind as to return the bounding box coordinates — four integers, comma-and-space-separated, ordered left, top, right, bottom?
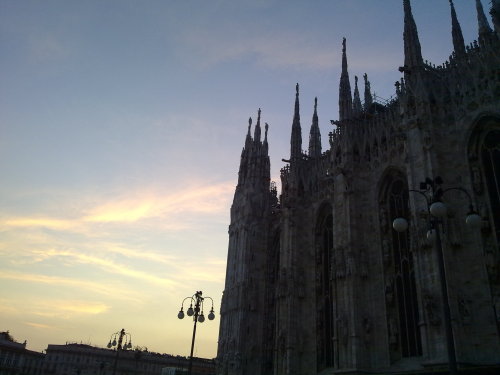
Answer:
363, 73, 373, 111
263, 122, 269, 154
245, 117, 253, 149
238, 117, 253, 186
492, 0, 500, 37
339, 38, 352, 121
254, 108, 262, 143
403, 0, 423, 69
308, 97, 322, 158
290, 83, 302, 160
352, 76, 362, 116
449, 0, 466, 57
476, 0, 492, 43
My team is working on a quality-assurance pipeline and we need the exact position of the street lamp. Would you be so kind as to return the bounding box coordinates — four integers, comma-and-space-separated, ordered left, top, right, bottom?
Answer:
178, 291, 215, 375
392, 177, 481, 375
107, 329, 132, 375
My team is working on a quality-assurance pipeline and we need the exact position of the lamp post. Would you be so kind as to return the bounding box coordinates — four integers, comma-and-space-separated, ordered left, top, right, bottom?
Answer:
107, 328, 132, 375
177, 291, 216, 375
392, 177, 481, 375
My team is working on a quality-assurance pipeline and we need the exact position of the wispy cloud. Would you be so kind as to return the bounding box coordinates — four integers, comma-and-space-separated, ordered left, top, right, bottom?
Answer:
26, 249, 179, 288
31, 300, 109, 318
3, 299, 109, 320
180, 29, 336, 70
3, 217, 80, 230
175, 257, 226, 285
29, 33, 69, 62
84, 201, 155, 223
0, 300, 17, 314
1, 181, 233, 228
104, 243, 180, 263
0, 271, 143, 303
25, 322, 56, 330
84, 182, 234, 224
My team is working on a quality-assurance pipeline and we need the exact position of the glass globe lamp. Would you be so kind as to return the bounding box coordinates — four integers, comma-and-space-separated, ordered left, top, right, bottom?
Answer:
466, 212, 481, 228
208, 309, 215, 321
393, 217, 409, 232
430, 201, 447, 218
178, 309, 185, 319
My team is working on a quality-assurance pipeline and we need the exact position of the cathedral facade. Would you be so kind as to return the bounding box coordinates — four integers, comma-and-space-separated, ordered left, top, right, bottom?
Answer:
217, 1, 500, 374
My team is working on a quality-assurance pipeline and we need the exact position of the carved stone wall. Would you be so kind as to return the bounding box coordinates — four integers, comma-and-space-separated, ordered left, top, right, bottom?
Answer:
218, 3, 500, 374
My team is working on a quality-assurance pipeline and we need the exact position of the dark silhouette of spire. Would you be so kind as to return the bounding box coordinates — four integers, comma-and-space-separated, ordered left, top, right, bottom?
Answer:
363, 73, 373, 111
308, 97, 322, 158
339, 38, 352, 121
403, 0, 423, 69
450, 0, 466, 56
476, 0, 492, 43
237, 110, 270, 188
492, 0, 500, 37
352, 76, 362, 116
245, 117, 253, 149
290, 83, 302, 160
254, 108, 262, 143
238, 117, 253, 186
263, 122, 269, 154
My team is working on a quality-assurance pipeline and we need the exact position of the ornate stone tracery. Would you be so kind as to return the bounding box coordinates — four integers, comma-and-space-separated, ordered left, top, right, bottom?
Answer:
379, 171, 423, 361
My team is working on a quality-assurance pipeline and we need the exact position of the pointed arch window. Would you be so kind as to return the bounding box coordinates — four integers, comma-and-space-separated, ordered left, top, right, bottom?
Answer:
481, 129, 500, 242
316, 207, 334, 371
468, 120, 500, 335
263, 231, 280, 374
468, 119, 500, 259
380, 173, 422, 360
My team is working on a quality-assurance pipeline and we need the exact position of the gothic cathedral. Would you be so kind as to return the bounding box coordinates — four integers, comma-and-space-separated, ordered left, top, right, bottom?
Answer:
217, 1, 500, 374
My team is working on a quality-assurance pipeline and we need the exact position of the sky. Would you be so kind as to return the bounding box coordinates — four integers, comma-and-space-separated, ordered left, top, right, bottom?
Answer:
0, 0, 492, 359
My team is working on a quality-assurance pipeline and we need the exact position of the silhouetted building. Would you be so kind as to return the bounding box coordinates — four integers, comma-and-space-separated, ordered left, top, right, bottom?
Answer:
217, 1, 500, 374
0, 331, 44, 375
43, 343, 215, 375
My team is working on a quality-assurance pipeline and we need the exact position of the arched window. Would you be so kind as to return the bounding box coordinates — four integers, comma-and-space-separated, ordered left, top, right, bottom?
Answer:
263, 231, 280, 374
316, 206, 334, 371
468, 119, 500, 325
481, 129, 500, 243
380, 172, 422, 360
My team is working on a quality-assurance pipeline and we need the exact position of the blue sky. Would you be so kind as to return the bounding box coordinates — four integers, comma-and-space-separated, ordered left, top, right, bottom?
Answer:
0, 0, 491, 359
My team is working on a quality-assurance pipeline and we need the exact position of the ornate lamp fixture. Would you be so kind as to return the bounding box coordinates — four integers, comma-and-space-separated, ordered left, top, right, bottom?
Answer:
178, 291, 215, 375
392, 177, 481, 375
107, 328, 132, 375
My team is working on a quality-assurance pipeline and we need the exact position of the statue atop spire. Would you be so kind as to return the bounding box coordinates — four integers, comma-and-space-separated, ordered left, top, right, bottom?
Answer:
475, 0, 493, 43
254, 108, 262, 143
403, 0, 423, 69
245, 117, 253, 149
308, 97, 322, 158
449, 0, 466, 57
263, 122, 269, 154
290, 83, 302, 160
363, 73, 373, 111
339, 38, 353, 121
352, 76, 362, 116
